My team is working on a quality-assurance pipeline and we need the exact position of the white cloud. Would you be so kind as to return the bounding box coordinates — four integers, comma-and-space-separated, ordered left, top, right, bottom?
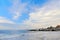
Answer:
8, 0, 40, 20
12, 11, 20, 20
9, 0, 28, 20
4, 0, 60, 29
0, 16, 15, 24
23, 0, 60, 28
0, 16, 17, 30
0, 17, 33, 30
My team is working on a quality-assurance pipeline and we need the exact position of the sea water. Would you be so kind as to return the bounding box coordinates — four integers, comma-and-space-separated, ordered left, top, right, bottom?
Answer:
0, 30, 60, 40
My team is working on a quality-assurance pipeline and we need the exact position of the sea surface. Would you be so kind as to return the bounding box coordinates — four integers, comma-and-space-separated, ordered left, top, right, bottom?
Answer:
0, 30, 60, 40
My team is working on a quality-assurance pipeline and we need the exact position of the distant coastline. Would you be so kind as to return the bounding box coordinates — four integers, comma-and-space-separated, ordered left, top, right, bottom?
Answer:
28, 25, 60, 31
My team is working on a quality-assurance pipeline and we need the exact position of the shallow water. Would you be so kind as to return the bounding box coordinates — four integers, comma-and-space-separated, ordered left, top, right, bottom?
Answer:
0, 31, 60, 40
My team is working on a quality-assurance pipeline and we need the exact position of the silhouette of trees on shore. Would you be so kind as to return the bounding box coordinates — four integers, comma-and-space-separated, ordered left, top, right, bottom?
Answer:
28, 25, 60, 31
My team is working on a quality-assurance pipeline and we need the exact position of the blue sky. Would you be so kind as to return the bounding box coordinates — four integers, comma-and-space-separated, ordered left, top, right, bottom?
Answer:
0, 0, 60, 30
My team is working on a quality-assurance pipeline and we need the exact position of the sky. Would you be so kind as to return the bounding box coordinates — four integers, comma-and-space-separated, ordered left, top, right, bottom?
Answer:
0, 0, 60, 30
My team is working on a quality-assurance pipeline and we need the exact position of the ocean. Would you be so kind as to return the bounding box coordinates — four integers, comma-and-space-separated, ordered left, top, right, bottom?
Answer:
0, 30, 60, 40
